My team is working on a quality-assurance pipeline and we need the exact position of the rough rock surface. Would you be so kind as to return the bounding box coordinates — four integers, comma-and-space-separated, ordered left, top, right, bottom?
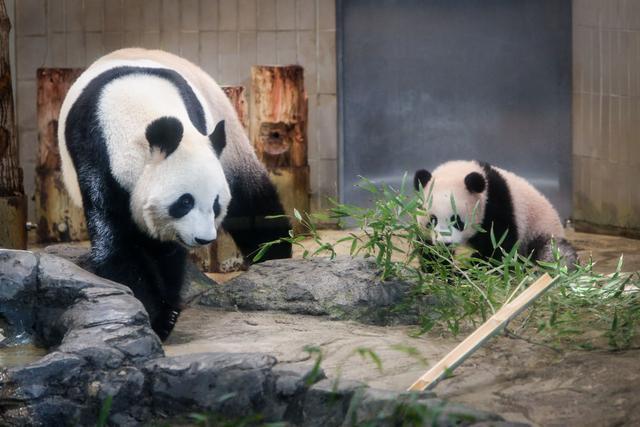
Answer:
0, 249, 512, 426
42, 243, 218, 304
201, 257, 430, 325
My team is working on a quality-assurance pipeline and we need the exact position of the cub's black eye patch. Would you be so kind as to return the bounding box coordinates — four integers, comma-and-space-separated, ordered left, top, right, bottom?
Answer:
429, 215, 438, 227
169, 193, 194, 218
213, 196, 220, 217
450, 214, 465, 231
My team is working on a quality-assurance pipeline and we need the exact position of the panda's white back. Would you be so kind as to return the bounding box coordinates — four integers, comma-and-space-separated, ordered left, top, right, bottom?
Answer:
58, 57, 215, 206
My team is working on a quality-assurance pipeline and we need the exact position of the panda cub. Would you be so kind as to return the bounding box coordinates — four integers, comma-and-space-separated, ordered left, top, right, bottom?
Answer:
59, 50, 291, 340
413, 160, 577, 266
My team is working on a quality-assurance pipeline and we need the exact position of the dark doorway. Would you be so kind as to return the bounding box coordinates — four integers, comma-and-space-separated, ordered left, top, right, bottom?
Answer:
338, 0, 572, 219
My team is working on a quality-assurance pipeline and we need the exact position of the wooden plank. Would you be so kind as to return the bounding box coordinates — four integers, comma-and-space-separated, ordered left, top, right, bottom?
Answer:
0, 0, 26, 249
35, 68, 87, 243
407, 273, 557, 392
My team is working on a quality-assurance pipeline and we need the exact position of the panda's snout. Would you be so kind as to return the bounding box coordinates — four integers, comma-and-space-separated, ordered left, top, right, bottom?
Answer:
195, 237, 215, 245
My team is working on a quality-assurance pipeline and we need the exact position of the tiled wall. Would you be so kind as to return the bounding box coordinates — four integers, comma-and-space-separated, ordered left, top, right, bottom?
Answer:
14, 0, 337, 220
573, 0, 640, 232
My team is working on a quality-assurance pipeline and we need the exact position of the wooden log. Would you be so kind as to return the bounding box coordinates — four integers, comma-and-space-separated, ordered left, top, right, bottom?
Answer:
250, 65, 309, 233
35, 68, 87, 243
407, 274, 558, 392
222, 85, 249, 131
0, 0, 26, 249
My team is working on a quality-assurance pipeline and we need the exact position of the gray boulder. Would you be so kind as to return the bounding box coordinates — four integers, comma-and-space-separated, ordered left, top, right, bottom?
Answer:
201, 256, 429, 325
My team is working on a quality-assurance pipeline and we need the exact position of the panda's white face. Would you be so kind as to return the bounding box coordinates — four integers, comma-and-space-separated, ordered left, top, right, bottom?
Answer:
131, 117, 231, 247
415, 162, 487, 246
423, 183, 483, 245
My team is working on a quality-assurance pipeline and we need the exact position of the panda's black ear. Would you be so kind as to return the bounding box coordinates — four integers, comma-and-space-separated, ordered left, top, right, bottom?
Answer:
414, 169, 432, 191
209, 120, 226, 157
465, 172, 486, 193
146, 116, 183, 157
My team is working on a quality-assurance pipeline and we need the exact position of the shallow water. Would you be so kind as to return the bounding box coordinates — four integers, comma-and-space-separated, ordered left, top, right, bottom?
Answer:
0, 343, 47, 369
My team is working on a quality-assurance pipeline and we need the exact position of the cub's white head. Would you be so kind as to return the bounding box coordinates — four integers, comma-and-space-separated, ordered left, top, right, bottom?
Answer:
414, 161, 488, 245
131, 116, 231, 247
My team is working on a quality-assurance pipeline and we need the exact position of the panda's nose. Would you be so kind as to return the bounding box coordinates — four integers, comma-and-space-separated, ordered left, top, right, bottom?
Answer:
195, 237, 214, 245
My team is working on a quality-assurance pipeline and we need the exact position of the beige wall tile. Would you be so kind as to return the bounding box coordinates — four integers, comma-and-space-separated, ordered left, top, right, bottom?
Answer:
317, 30, 335, 94
66, 32, 86, 67
239, 31, 257, 83
141, 32, 161, 49
162, 0, 180, 31
218, 31, 239, 84
257, 30, 276, 64
296, 30, 316, 93
200, 0, 219, 31
239, 0, 257, 30
180, 32, 200, 64
296, 0, 315, 30
318, 0, 335, 31
124, 0, 143, 31
219, 0, 238, 30
103, 31, 123, 53
16, 36, 46, 80
161, 30, 181, 55
65, 0, 84, 32
317, 94, 336, 160
143, 0, 161, 32
182, 0, 200, 30
17, 80, 37, 131
200, 31, 219, 77
84, 0, 104, 32
257, 0, 276, 30
45, 33, 66, 67
16, 0, 46, 36
104, 0, 124, 32
276, 0, 295, 30
275, 31, 296, 64
47, 0, 65, 33
85, 32, 105, 63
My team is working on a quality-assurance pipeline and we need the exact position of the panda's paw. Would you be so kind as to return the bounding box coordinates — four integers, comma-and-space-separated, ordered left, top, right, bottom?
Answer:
152, 308, 181, 341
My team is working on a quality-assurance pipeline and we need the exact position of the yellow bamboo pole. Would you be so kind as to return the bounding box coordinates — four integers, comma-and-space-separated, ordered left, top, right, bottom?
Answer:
408, 273, 557, 391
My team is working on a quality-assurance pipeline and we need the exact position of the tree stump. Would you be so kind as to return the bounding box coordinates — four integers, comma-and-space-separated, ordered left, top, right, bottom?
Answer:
0, 1, 26, 249
35, 68, 87, 242
250, 66, 309, 233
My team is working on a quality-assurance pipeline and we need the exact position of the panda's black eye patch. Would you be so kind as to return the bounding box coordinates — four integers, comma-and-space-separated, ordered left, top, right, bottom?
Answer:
213, 196, 221, 217
169, 193, 194, 218
450, 214, 465, 231
429, 215, 438, 227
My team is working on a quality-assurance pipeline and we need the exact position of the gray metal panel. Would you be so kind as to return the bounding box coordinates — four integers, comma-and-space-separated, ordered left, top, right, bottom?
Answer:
337, 0, 572, 220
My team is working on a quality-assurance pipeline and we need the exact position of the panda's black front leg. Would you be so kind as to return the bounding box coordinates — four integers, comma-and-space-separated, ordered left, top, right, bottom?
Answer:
147, 241, 188, 340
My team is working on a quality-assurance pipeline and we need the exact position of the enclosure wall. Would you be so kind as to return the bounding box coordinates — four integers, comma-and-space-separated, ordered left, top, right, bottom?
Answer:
572, 0, 640, 236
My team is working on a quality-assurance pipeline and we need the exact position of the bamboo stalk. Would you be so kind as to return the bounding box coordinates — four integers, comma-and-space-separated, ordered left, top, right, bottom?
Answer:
408, 273, 557, 392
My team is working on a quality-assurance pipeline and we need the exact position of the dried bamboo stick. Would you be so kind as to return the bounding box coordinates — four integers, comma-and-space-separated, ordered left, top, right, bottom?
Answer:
408, 273, 557, 391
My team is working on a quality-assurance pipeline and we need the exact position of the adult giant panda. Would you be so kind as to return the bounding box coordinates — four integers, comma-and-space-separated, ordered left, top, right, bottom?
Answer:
59, 49, 291, 340
413, 160, 577, 266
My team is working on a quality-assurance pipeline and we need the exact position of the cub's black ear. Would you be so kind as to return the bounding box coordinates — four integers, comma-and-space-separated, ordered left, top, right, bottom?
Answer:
464, 172, 486, 193
146, 116, 183, 157
209, 120, 226, 156
414, 169, 432, 191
